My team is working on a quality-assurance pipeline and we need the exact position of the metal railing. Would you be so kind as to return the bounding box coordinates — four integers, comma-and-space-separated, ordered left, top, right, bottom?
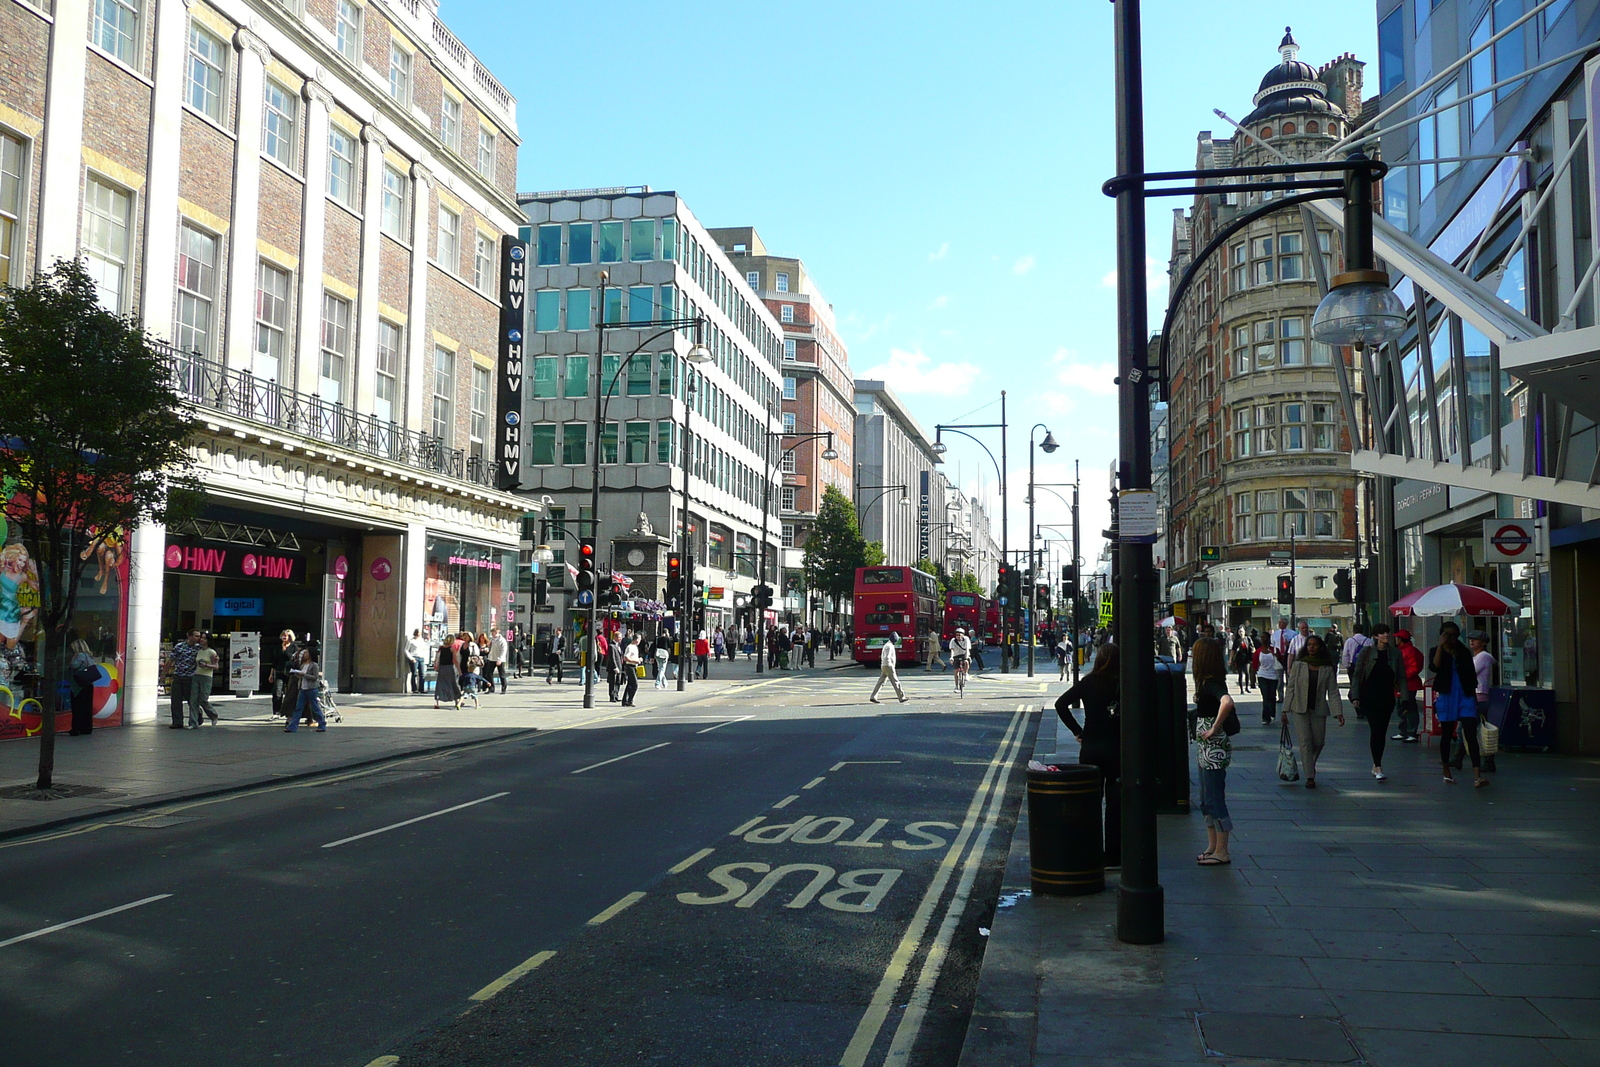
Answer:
166, 345, 498, 489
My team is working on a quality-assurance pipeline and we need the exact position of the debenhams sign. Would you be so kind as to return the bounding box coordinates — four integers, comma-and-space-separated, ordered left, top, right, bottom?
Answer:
496, 236, 527, 491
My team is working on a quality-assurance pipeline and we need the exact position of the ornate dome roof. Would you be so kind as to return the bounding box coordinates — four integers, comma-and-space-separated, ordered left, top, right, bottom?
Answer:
1241, 27, 1346, 127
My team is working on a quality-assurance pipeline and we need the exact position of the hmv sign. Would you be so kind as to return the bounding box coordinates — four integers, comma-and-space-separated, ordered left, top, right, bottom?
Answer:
496, 235, 528, 492
164, 541, 306, 585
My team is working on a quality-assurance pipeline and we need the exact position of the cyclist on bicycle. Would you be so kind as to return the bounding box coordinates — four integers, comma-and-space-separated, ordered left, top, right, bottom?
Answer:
950, 626, 973, 690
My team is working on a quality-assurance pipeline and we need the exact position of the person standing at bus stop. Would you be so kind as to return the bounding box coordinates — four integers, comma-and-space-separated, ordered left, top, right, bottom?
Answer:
869, 633, 908, 704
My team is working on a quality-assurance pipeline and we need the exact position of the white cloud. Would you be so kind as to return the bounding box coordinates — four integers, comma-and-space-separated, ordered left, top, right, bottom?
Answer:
858, 347, 981, 397
1012, 255, 1037, 276
928, 294, 949, 310
1099, 256, 1169, 298
929, 242, 950, 262
1049, 347, 1118, 397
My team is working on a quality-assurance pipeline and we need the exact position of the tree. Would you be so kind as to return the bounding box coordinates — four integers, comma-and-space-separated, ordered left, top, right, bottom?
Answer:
947, 570, 983, 594
803, 485, 874, 620
0, 260, 199, 788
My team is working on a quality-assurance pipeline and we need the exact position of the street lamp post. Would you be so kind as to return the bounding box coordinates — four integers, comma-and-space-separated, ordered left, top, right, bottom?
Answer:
757, 416, 837, 675
1026, 424, 1059, 678
934, 394, 1011, 672
1105, 0, 1404, 946
586, 273, 711, 709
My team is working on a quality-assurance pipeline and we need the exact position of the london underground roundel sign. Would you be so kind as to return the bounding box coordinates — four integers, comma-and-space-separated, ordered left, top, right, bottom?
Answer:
1483, 519, 1536, 563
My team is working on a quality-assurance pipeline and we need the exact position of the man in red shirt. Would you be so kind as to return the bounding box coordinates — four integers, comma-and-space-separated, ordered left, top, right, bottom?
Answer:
1394, 629, 1425, 742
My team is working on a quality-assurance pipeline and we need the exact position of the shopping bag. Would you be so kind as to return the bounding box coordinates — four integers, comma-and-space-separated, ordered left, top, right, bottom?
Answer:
1479, 719, 1500, 756
1276, 719, 1300, 782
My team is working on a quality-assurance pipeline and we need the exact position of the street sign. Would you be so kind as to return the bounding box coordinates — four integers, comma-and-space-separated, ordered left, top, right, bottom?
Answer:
1267, 551, 1292, 563
1199, 545, 1221, 562
576, 590, 594, 606
1098, 591, 1113, 625
1118, 490, 1158, 543
1483, 518, 1541, 563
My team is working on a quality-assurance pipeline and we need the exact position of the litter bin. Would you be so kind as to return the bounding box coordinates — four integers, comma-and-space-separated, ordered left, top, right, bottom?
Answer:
1152, 659, 1191, 814
1027, 764, 1105, 896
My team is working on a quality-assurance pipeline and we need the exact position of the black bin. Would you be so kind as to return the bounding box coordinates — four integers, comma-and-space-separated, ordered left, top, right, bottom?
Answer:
1027, 764, 1105, 896
1152, 660, 1191, 814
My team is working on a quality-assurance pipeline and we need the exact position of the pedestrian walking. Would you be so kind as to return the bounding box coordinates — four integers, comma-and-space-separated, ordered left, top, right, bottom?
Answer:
1351, 624, 1404, 781
168, 629, 201, 729
926, 631, 948, 672
1394, 629, 1424, 742
545, 627, 566, 684
621, 634, 642, 706
405, 629, 428, 693
606, 630, 627, 703
1254, 639, 1282, 724
267, 629, 297, 719
654, 640, 672, 689
487, 627, 509, 694
804, 628, 818, 667
1271, 617, 1292, 661
1282, 634, 1344, 788
1230, 638, 1252, 692
190, 634, 219, 727
433, 635, 461, 710
284, 649, 327, 732
713, 626, 726, 662
1431, 622, 1488, 787
68, 637, 97, 736
776, 627, 792, 670
1054, 642, 1122, 867
869, 633, 908, 704
1054, 634, 1072, 681
1190, 639, 1237, 866
695, 630, 710, 678
459, 633, 483, 708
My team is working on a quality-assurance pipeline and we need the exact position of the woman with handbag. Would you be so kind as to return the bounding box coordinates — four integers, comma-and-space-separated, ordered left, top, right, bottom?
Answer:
1431, 622, 1488, 787
1191, 639, 1239, 865
1351, 624, 1404, 781
433, 635, 461, 711
1053, 643, 1122, 868
1282, 634, 1344, 789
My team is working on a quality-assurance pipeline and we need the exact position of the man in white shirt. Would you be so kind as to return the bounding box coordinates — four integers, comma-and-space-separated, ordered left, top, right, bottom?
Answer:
950, 627, 973, 689
869, 632, 909, 704
1272, 618, 1293, 659
1287, 620, 1312, 662
487, 627, 509, 694
1341, 625, 1372, 679
405, 629, 428, 694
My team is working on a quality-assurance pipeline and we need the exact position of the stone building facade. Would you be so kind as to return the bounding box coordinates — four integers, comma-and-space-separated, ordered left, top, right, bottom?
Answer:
854, 379, 948, 571
0, 0, 530, 721
1165, 30, 1370, 635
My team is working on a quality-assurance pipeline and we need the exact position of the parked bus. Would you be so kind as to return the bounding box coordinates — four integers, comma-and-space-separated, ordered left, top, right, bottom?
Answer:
852, 565, 941, 666
942, 591, 991, 643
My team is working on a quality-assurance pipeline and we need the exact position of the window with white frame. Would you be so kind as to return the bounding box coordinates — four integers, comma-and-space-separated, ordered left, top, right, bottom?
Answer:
375, 320, 401, 423
1282, 401, 1306, 450
1231, 407, 1251, 458
92, 0, 140, 65
783, 339, 797, 360
81, 176, 131, 312
780, 304, 794, 323
380, 165, 407, 238
780, 451, 797, 474
327, 126, 357, 207
437, 204, 460, 270
0, 132, 26, 289
474, 232, 495, 290
1282, 488, 1309, 537
388, 44, 411, 105
185, 24, 226, 122
1250, 236, 1274, 285
440, 95, 461, 153
470, 364, 489, 459
1255, 490, 1279, 538
775, 272, 789, 292
782, 376, 796, 400
1231, 324, 1250, 375
1253, 319, 1275, 370
1233, 491, 1252, 540
782, 411, 796, 433
1278, 233, 1303, 281
781, 486, 797, 511
175, 223, 218, 356
1313, 488, 1338, 537
1279, 316, 1306, 365
1229, 241, 1246, 292
746, 270, 760, 289
1254, 404, 1277, 453
334, 0, 361, 63
1312, 402, 1336, 449
253, 261, 291, 381
262, 81, 298, 167
320, 292, 351, 404
476, 126, 496, 181
432, 347, 455, 441
781, 523, 795, 548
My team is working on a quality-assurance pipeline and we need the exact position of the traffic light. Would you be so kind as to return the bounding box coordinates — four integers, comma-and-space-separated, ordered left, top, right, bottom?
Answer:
996, 563, 1010, 604
1036, 583, 1050, 608
1333, 568, 1352, 604
666, 553, 683, 601
601, 573, 623, 607
693, 578, 706, 601
1277, 572, 1293, 605
533, 577, 549, 606
752, 583, 773, 609
577, 540, 596, 592
1355, 566, 1371, 604
1062, 564, 1077, 596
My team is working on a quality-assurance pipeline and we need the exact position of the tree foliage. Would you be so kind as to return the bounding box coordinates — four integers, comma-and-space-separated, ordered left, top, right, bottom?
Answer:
947, 569, 983, 594
0, 259, 200, 787
803, 485, 873, 613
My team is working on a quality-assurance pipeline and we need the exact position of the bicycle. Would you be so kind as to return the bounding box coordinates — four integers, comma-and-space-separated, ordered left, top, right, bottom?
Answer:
952, 656, 969, 699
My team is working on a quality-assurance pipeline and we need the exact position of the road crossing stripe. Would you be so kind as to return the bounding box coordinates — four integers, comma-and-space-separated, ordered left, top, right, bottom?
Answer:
669, 848, 714, 874
772, 795, 800, 809
839, 707, 1028, 1067
587, 892, 645, 925
469, 950, 556, 1002
321, 792, 509, 849
0, 893, 173, 950
570, 743, 671, 775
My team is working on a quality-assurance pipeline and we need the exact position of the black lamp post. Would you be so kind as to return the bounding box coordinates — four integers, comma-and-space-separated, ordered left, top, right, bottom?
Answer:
934, 394, 1010, 672
1025, 424, 1059, 677
757, 418, 837, 674
1105, 0, 1405, 946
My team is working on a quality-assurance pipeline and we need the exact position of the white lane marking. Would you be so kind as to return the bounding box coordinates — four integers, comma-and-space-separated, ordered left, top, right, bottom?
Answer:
669, 848, 714, 874
321, 792, 509, 849
829, 761, 902, 772
730, 817, 763, 836
570, 742, 672, 775
802, 776, 826, 790
839, 708, 1028, 1067
587, 891, 645, 925
0, 893, 172, 949
772, 795, 800, 809
469, 950, 556, 1002
697, 716, 752, 734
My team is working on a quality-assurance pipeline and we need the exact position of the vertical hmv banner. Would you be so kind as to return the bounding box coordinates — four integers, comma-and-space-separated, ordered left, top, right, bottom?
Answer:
496, 235, 528, 491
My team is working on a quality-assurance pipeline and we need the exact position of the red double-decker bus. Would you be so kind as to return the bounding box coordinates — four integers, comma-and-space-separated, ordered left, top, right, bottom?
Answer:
942, 591, 991, 642
852, 565, 941, 666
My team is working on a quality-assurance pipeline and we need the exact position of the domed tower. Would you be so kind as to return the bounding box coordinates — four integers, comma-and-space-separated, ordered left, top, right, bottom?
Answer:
1164, 29, 1367, 639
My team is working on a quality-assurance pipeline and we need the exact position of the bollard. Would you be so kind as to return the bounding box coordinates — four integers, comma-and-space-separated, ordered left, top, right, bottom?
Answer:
1027, 764, 1105, 895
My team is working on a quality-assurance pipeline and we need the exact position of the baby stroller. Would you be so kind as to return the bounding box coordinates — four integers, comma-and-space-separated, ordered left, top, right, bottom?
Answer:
319, 683, 342, 724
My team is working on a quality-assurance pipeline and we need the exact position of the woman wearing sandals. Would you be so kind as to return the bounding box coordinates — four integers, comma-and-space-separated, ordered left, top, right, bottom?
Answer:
1430, 621, 1489, 788
1191, 639, 1238, 866
1282, 633, 1345, 788
1351, 624, 1404, 781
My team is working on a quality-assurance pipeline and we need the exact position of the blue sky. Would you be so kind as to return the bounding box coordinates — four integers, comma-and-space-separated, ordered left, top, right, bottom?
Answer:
449, 0, 1379, 572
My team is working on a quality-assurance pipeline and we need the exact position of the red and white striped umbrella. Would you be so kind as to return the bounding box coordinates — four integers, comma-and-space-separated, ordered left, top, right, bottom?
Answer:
1389, 583, 1520, 618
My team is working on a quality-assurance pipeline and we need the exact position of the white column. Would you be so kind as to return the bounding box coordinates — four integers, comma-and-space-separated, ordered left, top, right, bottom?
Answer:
293, 81, 332, 396
402, 520, 429, 638
224, 30, 270, 373
404, 162, 433, 433
354, 125, 388, 416
123, 523, 167, 724
36, 0, 90, 264
137, 0, 188, 335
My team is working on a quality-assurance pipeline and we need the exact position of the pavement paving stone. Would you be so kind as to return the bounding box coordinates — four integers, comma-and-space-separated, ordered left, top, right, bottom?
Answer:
1304, 956, 1484, 994
1310, 930, 1477, 962
1542, 1037, 1600, 1067
1528, 999, 1600, 1040
1267, 906, 1419, 932
1327, 989, 1569, 1037
1355, 1028, 1573, 1067
1454, 934, 1600, 965
1196, 982, 1340, 1017
1459, 964, 1600, 999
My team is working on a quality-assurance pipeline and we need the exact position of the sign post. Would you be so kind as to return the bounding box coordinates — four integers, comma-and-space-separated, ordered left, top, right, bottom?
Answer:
229, 632, 260, 697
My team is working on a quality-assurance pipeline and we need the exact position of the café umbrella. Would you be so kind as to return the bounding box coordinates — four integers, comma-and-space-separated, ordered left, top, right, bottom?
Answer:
1388, 583, 1520, 618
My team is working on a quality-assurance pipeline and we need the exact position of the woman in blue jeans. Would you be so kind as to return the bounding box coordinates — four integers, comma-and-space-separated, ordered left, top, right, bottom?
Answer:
285, 649, 326, 732
1191, 639, 1237, 866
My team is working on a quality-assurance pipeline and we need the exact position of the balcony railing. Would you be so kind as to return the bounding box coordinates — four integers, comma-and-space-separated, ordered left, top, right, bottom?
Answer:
166, 345, 498, 489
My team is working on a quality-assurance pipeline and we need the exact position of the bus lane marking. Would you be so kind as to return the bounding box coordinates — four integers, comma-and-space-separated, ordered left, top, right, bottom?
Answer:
697, 716, 752, 733
772, 795, 800, 809
321, 792, 509, 849
729, 817, 764, 836
0, 893, 172, 950
469, 950, 556, 1002
676, 863, 903, 913
802, 776, 826, 789
830, 761, 902, 772
587, 892, 645, 925
570, 743, 671, 775
669, 848, 715, 874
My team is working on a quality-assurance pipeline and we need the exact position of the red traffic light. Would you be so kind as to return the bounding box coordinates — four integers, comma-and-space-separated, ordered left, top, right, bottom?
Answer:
579, 543, 595, 559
